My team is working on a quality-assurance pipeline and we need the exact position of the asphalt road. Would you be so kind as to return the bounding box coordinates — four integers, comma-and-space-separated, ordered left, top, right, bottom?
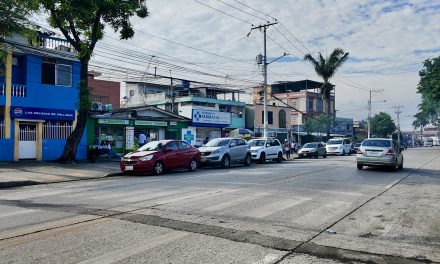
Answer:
0, 148, 439, 264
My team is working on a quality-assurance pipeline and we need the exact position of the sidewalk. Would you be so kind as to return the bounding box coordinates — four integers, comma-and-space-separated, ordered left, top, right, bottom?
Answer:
0, 160, 122, 189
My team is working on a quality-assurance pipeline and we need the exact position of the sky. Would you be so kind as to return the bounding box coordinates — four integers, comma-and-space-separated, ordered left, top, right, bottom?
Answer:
37, 0, 440, 130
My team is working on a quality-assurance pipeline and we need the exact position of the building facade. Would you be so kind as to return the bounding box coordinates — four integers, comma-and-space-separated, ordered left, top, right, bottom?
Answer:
0, 33, 86, 161
123, 81, 246, 146
88, 71, 121, 111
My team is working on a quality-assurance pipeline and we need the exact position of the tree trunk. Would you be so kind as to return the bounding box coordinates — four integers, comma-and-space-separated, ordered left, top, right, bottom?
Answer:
325, 92, 331, 139
57, 62, 89, 163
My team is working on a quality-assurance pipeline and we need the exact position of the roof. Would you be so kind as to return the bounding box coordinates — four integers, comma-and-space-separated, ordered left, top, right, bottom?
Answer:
270, 80, 329, 93
111, 105, 190, 120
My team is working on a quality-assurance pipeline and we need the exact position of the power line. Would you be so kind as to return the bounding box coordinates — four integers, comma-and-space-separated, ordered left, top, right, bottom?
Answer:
191, 0, 254, 25
212, 0, 268, 21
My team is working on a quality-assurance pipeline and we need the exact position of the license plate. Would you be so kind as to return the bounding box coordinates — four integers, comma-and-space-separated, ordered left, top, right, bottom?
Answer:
367, 151, 381, 156
125, 166, 133, 171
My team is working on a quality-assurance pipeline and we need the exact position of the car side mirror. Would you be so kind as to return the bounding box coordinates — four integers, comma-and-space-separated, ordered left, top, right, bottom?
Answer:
230, 142, 236, 148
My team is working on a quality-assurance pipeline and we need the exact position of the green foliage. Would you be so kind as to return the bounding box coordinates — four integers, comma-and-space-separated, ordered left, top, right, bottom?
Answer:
303, 114, 333, 141
370, 112, 396, 138
414, 56, 440, 127
0, 0, 38, 37
40, 0, 149, 63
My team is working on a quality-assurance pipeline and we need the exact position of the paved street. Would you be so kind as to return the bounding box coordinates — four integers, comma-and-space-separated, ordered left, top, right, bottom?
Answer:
0, 148, 439, 263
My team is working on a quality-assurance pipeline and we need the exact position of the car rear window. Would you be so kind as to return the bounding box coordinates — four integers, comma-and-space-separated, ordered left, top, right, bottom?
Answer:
327, 139, 343, 145
304, 143, 317, 148
362, 140, 391, 147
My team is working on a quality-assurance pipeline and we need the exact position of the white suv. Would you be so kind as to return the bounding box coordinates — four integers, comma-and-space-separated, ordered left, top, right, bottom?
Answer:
248, 138, 283, 163
326, 138, 352, 156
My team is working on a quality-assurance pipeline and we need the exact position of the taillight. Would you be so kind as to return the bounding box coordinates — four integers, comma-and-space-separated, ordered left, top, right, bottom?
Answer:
386, 148, 395, 155
356, 149, 362, 154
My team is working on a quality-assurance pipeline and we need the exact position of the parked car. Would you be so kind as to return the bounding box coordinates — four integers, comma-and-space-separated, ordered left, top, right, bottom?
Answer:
356, 138, 404, 171
198, 138, 252, 168
326, 138, 352, 156
298, 142, 326, 158
424, 138, 433, 147
120, 140, 201, 175
248, 138, 283, 163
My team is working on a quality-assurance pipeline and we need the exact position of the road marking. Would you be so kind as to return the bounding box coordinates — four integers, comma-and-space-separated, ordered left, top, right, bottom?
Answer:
244, 197, 312, 218
385, 180, 399, 189
0, 209, 39, 218
120, 189, 193, 202
77, 231, 187, 264
202, 195, 261, 211
252, 253, 283, 264
294, 201, 351, 225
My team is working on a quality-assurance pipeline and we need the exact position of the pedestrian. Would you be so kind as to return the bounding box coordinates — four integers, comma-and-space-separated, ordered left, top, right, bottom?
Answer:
138, 131, 146, 147
290, 141, 296, 154
284, 140, 291, 160
203, 136, 210, 145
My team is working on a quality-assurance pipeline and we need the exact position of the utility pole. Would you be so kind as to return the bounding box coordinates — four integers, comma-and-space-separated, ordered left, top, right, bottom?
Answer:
249, 21, 278, 138
367, 89, 383, 138
393, 105, 404, 144
169, 70, 175, 114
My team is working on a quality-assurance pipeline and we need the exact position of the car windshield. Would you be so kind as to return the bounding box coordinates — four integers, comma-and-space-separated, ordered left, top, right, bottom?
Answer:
137, 141, 166, 151
204, 138, 230, 147
327, 139, 343, 145
362, 139, 391, 147
303, 143, 317, 148
355, 143, 361, 147
248, 140, 265, 147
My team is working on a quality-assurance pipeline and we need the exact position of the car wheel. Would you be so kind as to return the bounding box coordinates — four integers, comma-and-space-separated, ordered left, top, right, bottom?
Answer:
244, 154, 252, 166
342, 150, 346, 156
357, 164, 363, 170
348, 150, 352, 156
323, 152, 327, 158
221, 155, 230, 169
153, 161, 164, 175
398, 157, 403, 170
392, 160, 399, 172
259, 152, 266, 164
276, 152, 282, 163
189, 159, 198, 172
314, 153, 319, 159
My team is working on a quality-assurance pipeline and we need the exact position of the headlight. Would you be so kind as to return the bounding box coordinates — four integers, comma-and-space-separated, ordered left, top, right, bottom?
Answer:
212, 148, 222, 155
139, 155, 154, 161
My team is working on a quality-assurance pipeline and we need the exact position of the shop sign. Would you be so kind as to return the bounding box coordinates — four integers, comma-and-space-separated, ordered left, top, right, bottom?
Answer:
182, 127, 196, 145
125, 127, 135, 149
134, 120, 167, 126
10, 106, 75, 121
98, 119, 130, 125
169, 121, 177, 126
192, 110, 231, 125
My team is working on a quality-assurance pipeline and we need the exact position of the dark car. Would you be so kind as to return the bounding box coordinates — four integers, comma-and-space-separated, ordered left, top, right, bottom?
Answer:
120, 140, 201, 175
353, 143, 361, 153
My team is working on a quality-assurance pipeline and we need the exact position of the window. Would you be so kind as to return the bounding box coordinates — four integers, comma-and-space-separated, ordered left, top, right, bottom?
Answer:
179, 141, 190, 149
262, 111, 274, 124
166, 141, 178, 150
279, 110, 286, 128
230, 139, 238, 147
270, 139, 281, 146
237, 139, 246, 146
41, 62, 72, 86
308, 98, 314, 111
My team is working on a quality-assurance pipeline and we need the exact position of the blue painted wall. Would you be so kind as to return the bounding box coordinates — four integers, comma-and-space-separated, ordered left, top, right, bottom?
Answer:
1, 53, 87, 161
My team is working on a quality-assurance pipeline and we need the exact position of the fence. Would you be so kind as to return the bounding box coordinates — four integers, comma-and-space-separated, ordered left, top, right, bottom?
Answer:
0, 84, 27, 97
0, 121, 4, 138
43, 122, 73, 139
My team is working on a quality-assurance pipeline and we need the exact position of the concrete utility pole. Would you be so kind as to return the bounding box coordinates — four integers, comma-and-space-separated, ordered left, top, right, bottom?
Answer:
393, 105, 404, 144
250, 21, 278, 138
367, 89, 383, 138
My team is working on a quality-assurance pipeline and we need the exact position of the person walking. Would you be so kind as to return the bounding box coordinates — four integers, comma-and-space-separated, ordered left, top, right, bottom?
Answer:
284, 140, 291, 160
138, 132, 146, 147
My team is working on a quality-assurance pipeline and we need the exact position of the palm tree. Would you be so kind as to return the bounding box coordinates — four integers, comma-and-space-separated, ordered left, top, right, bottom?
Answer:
304, 48, 349, 138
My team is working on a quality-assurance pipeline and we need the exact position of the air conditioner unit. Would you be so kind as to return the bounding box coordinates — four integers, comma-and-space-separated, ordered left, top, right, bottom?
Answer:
91, 102, 103, 111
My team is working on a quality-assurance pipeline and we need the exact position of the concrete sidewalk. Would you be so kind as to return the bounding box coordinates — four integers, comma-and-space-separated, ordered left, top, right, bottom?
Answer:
0, 160, 122, 189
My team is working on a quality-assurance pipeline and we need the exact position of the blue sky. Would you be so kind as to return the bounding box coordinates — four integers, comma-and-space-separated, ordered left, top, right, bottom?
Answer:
45, 0, 438, 130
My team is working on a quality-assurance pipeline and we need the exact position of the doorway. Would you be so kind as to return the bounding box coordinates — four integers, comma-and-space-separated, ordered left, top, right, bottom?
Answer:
19, 123, 37, 159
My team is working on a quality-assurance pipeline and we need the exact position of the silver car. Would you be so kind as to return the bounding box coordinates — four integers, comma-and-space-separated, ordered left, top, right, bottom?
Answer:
199, 138, 252, 168
356, 138, 404, 171
298, 142, 326, 158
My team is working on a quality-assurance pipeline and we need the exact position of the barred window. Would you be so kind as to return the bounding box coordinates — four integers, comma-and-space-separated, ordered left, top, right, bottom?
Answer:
279, 110, 286, 128
43, 121, 73, 139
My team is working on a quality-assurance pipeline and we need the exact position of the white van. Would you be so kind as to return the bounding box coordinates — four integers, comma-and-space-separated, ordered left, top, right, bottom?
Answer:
326, 138, 352, 155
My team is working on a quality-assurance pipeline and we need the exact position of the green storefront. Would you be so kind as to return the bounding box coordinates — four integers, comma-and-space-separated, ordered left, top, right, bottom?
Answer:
87, 117, 189, 154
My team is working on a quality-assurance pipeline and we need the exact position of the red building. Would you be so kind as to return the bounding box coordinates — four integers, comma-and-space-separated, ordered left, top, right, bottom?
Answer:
88, 71, 120, 110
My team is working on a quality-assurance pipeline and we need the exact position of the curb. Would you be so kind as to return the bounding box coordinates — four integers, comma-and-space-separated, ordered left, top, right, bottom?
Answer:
0, 180, 42, 189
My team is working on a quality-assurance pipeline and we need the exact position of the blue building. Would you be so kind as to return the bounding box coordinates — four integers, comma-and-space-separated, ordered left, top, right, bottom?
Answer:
0, 33, 87, 161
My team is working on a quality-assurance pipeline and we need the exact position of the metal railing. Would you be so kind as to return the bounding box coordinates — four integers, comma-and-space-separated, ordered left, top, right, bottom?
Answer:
43, 122, 73, 139
0, 84, 27, 97
31, 35, 76, 53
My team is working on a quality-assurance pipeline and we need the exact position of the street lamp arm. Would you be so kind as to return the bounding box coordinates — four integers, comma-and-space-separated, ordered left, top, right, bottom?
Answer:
267, 52, 289, 65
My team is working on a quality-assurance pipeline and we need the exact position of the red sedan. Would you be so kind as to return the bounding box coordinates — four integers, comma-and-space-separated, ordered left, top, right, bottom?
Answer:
120, 140, 201, 175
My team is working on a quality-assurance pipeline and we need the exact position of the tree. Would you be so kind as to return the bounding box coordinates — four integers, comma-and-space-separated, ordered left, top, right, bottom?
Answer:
414, 56, 440, 127
304, 48, 349, 138
370, 112, 396, 138
39, 0, 149, 162
303, 114, 332, 142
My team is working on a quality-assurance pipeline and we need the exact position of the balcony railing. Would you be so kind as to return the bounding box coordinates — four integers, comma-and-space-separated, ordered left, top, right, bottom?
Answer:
0, 84, 27, 97
30, 35, 76, 53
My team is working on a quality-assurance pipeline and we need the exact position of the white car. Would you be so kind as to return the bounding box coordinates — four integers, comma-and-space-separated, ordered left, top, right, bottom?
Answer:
326, 138, 352, 156
248, 138, 283, 163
